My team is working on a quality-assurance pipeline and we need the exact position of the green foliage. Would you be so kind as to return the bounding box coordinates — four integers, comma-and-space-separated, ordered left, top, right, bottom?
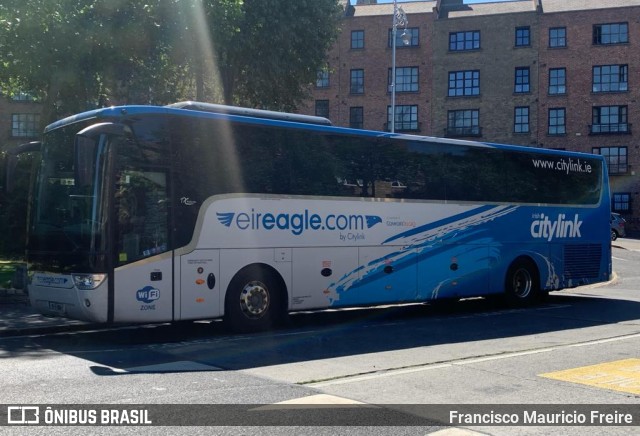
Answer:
0, 261, 19, 288
0, 0, 342, 258
0, 0, 196, 122
0, 152, 34, 258
230, 0, 343, 110
0, 0, 343, 123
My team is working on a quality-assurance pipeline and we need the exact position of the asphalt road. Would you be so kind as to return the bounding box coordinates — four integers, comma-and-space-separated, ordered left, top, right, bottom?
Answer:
1, 242, 639, 435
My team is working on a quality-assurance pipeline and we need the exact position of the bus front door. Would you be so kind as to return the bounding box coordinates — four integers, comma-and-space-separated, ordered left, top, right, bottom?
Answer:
111, 169, 173, 323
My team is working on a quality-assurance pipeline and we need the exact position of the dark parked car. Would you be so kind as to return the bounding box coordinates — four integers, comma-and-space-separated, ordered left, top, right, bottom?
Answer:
611, 213, 626, 241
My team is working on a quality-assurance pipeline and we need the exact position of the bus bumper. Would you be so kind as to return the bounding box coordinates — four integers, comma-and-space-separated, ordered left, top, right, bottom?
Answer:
28, 272, 109, 323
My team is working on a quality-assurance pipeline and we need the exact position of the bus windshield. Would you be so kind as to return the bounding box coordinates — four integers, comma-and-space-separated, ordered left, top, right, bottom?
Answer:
29, 123, 110, 273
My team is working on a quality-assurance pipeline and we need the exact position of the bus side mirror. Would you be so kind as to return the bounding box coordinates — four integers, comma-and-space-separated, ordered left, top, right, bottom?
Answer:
3, 141, 41, 194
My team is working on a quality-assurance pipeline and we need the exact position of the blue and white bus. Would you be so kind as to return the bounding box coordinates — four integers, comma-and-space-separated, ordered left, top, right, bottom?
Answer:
26, 102, 611, 332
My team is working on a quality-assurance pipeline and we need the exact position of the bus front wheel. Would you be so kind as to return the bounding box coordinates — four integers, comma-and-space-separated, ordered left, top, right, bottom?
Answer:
504, 258, 540, 306
225, 265, 285, 333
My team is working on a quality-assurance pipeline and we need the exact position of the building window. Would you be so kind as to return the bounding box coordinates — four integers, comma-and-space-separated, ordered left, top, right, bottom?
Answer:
315, 100, 329, 118
514, 107, 530, 133
448, 70, 480, 97
388, 67, 419, 93
351, 30, 364, 49
449, 31, 480, 51
388, 27, 419, 47
11, 113, 40, 137
549, 27, 566, 48
350, 69, 364, 94
593, 65, 628, 92
612, 193, 631, 212
316, 68, 329, 88
548, 108, 566, 135
447, 109, 480, 137
515, 26, 530, 47
514, 67, 530, 93
549, 68, 566, 95
11, 91, 35, 101
591, 106, 629, 134
387, 105, 419, 131
593, 147, 628, 174
593, 23, 628, 45
349, 107, 364, 129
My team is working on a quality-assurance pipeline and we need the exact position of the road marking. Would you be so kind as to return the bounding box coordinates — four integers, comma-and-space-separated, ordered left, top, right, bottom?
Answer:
428, 430, 488, 436
251, 394, 371, 411
261, 396, 488, 435
272, 394, 365, 405
539, 358, 640, 395
306, 333, 640, 387
308, 364, 453, 387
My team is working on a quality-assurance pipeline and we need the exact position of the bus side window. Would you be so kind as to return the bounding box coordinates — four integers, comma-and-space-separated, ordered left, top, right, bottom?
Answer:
169, 118, 208, 248
115, 170, 169, 264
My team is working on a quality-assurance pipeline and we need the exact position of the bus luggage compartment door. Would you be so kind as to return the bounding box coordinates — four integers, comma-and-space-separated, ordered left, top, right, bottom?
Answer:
358, 246, 417, 304
417, 242, 490, 301
179, 250, 221, 320
291, 247, 359, 310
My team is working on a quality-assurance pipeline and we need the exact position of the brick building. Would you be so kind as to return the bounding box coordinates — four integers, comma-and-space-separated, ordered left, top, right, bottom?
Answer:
304, 0, 640, 231
0, 94, 42, 153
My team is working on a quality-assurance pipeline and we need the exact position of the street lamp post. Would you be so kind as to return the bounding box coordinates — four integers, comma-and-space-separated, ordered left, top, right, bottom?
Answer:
391, 0, 409, 133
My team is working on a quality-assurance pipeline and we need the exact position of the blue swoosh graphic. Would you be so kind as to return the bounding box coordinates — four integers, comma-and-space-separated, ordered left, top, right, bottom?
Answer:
325, 205, 519, 305
366, 215, 382, 228
216, 212, 235, 227
383, 205, 496, 244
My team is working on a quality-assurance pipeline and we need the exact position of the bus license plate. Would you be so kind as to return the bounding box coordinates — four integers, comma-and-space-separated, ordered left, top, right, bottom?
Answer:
48, 302, 64, 313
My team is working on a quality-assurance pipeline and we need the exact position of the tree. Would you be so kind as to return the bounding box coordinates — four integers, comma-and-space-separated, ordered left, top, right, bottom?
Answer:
0, 0, 342, 259
159, 0, 343, 110
0, 0, 343, 125
0, 0, 194, 124
223, 0, 342, 110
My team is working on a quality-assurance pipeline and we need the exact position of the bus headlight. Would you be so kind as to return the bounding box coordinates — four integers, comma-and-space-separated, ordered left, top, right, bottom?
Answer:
73, 274, 106, 290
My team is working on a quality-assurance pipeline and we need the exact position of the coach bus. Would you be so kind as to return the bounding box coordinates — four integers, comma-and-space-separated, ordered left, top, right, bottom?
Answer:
25, 102, 611, 332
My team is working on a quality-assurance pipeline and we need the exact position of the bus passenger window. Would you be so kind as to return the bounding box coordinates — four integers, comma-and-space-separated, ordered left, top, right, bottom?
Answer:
115, 171, 169, 264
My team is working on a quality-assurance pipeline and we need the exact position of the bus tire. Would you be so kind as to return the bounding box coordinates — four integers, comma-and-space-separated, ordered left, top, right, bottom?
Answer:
504, 258, 540, 306
224, 265, 286, 333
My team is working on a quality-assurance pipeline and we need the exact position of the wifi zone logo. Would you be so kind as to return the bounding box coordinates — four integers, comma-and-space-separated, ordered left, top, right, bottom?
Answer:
217, 209, 382, 236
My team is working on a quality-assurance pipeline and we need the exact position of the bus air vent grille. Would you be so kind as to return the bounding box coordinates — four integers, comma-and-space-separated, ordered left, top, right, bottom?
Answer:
564, 244, 602, 279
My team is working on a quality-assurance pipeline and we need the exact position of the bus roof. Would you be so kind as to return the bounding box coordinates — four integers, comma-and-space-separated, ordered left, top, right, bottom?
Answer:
167, 101, 333, 126
44, 102, 332, 133
42, 102, 604, 162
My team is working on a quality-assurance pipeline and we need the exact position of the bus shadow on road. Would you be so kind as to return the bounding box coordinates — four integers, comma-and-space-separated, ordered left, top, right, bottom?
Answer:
17, 292, 636, 375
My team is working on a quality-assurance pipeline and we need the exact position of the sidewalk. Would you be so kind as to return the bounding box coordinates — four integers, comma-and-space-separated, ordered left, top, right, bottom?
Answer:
613, 236, 640, 252
1, 238, 638, 337
0, 288, 92, 337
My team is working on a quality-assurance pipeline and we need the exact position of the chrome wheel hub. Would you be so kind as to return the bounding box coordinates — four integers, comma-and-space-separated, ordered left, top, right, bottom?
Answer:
512, 268, 532, 299
239, 281, 270, 319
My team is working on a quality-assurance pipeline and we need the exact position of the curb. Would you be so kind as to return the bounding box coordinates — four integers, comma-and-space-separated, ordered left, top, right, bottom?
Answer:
0, 295, 98, 337
0, 289, 29, 305
0, 322, 100, 338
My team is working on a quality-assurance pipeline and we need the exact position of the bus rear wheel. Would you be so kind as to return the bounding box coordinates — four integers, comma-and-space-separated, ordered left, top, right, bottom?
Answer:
225, 265, 285, 333
504, 259, 540, 306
